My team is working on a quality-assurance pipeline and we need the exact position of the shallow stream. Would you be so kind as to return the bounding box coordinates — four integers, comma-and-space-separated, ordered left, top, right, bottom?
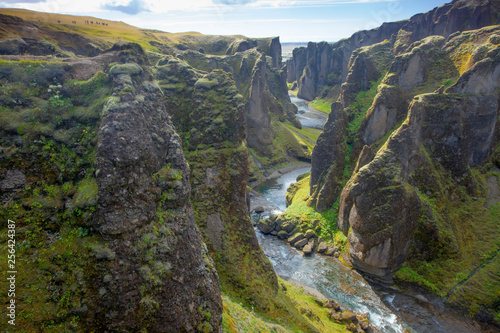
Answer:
289, 93, 327, 129
248, 95, 487, 333
252, 169, 406, 333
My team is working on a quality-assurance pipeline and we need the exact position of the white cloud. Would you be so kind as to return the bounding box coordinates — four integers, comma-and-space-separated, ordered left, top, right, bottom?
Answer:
0, 0, 395, 14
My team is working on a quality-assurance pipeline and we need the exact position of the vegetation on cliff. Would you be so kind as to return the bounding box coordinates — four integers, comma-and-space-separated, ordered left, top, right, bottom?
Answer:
285, 14, 500, 326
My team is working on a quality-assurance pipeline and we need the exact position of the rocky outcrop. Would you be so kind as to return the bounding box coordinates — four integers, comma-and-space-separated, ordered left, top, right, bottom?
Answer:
447, 47, 500, 96
287, 0, 500, 102
310, 102, 348, 212
247, 55, 274, 155
304, 2, 499, 211
94, 43, 222, 331
340, 40, 394, 106
353, 36, 447, 148
174, 34, 282, 66
179, 45, 299, 159
355, 27, 499, 155
288, 41, 343, 101
310, 26, 500, 212
357, 84, 405, 146
268, 36, 282, 69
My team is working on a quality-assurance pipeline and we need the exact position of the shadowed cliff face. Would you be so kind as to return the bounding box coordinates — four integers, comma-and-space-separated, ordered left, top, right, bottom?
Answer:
298, 4, 500, 319
309, 102, 348, 212
339, 89, 499, 280
310, 25, 500, 211
305, 0, 499, 211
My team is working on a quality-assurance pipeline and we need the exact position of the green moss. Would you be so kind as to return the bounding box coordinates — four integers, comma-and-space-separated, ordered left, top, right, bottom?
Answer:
346, 74, 385, 139
283, 121, 322, 143
72, 178, 98, 209
222, 277, 348, 333
109, 63, 143, 77
0, 54, 111, 331
399, 147, 500, 322
394, 265, 439, 293
274, 122, 312, 162
195, 77, 219, 90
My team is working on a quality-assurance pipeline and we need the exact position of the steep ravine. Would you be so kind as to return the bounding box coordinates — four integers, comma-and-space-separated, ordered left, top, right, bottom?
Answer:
285, 4, 500, 328
0, 2, 499, 331
252, 95, 498, 333
252, 166, 496, 333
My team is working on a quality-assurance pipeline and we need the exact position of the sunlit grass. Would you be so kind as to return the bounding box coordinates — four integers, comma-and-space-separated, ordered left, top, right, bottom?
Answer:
222, 278, 347, 333
310, 99, 332, 114
283, 121, 322, 143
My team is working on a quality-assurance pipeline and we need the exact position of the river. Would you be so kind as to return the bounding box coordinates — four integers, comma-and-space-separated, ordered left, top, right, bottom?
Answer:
289, 93, 327, 129
252, 168, 406, 333
249, 95, 488, 333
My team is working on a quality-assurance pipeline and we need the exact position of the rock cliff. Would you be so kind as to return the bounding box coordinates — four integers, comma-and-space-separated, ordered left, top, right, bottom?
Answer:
301, 16, 500, 325
0, 41, 224, 331
278, 0, 500, 324
154, 54, 279, 309
93, 43, 222, 331
179, 42, 302, 163
287, 0, 500, 102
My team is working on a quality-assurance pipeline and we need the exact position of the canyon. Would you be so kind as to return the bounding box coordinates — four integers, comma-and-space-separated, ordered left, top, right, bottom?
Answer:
0, 0, 499, 331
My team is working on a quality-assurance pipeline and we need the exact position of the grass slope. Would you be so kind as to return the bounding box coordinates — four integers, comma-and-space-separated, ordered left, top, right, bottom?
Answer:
222, 278, 347, 333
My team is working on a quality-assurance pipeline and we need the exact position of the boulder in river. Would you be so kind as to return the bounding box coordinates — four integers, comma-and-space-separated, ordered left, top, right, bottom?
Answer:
254, 206, 265, 213
257, 219, 274, 234
288, 233, 305, 246
325, 245, 338, 256
294, 238, 308, 249
303, 238, 316, 256
317, 242, 328, 253
303, 243, 314, 256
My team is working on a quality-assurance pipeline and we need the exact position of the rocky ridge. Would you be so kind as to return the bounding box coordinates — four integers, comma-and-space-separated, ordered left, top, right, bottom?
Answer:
287, 0, 500, 102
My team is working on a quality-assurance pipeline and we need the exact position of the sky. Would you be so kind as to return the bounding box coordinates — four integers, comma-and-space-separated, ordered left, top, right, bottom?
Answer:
0, 0, 451, 42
